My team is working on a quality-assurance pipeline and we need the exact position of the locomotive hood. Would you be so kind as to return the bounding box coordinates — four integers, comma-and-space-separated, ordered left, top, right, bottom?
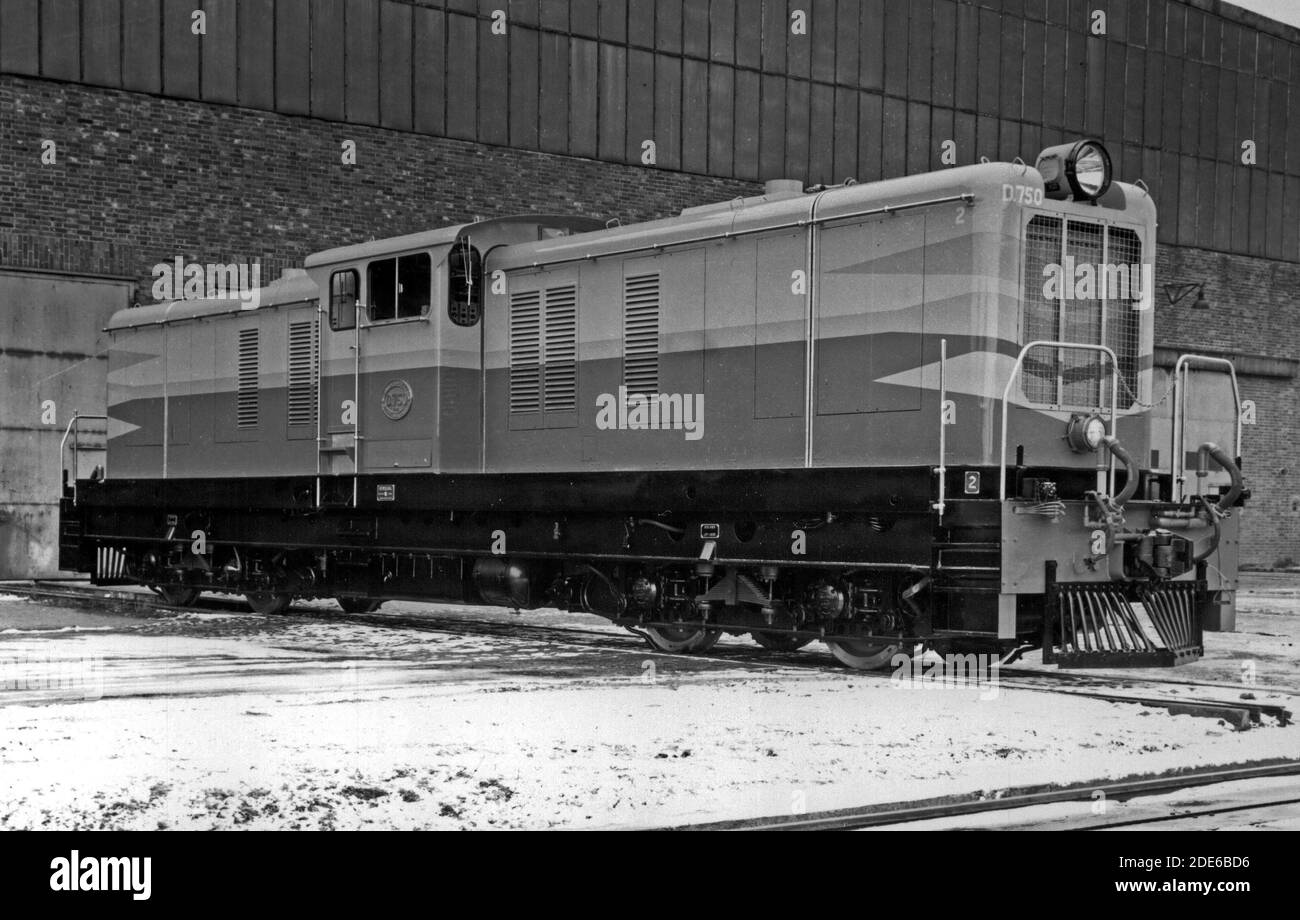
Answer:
107, 267, 319, 330
487, 162, 1154, 273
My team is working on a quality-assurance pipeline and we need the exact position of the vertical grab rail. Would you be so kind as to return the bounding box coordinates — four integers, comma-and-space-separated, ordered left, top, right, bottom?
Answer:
59, 413, 109, 506
1170, 354, 1242, 503
352, 303, 362, 508
802, 188, 833, 470
315, 297, 324, 509
934, 338, 948, 519
999, 341, 1121, 501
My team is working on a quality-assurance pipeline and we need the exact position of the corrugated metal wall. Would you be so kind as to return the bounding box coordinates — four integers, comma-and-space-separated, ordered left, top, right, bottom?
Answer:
1, 0, 1297, 261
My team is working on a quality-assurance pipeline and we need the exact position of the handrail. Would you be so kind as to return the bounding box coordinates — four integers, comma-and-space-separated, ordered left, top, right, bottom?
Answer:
1171, 354, 1242, 502
999, 341, 1121, 501
59, 413, 108, 506
934, 338, 948, 518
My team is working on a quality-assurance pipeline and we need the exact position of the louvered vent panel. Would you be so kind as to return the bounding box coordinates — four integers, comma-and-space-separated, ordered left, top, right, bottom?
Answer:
543, 285, 577, 412
623, 273, 660, 395
509, 290, 542, 414
236, 328, 259, 429
287, 320, 318, 428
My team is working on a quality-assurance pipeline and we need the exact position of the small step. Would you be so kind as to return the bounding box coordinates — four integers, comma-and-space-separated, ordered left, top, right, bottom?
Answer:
935, 543, 1000, 573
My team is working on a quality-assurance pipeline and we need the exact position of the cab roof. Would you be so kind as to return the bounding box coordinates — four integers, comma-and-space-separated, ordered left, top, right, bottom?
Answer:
303, 215, 605, 270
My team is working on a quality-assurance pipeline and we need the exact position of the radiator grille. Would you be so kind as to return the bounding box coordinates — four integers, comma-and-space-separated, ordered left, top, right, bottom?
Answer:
1061, 221, 1105, 408
1022, 216, 1064, 405
1021, 215, 1145, 410
1106, 227, 1143, 406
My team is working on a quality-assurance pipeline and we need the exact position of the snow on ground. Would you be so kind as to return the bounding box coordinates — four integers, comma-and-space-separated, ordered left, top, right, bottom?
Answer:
0, 576, 1296, 830
1, 662, 1294, 830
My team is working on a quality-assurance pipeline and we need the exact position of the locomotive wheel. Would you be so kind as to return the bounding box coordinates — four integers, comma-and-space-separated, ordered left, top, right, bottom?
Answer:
336, 597, 384, 614
245, 591, 294, 616
644, 625, 721, 653
825, 639, 902, 670
752, 631, 812, 652
155, 585, 200, 607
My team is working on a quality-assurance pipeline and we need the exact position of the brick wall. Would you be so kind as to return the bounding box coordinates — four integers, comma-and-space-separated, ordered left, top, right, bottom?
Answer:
1155, 245, 1300, 568
2, 72, 1297, 567
0, 74, 758, 295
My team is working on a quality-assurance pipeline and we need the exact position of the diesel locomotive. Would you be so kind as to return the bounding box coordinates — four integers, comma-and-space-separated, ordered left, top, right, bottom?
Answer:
59, 139, 1247, 669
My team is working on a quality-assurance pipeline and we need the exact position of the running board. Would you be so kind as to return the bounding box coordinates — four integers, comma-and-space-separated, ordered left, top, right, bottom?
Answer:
1044, 581, 1203, 668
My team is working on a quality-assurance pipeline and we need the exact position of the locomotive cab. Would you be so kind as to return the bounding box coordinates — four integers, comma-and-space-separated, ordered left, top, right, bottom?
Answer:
304, 215, 602, 482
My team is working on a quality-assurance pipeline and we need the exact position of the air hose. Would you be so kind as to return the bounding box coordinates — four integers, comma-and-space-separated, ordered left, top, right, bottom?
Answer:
1198, 442, 1244, 515
1100, 435, 1139, 509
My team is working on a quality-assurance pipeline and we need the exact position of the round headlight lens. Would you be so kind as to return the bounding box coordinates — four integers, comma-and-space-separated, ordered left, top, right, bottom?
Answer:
1071, 143, 1111, 198
1035, 139, 1113, 201
1066, 414, 1108, 452
1083, 415, 1107, 449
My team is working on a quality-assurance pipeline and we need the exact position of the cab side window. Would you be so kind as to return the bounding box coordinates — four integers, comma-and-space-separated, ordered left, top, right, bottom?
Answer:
329, 270, 359, 331
367, 259, 397, 322
397, 253, 431, 318
448, 244, 483, 327
367, 254, 431, 322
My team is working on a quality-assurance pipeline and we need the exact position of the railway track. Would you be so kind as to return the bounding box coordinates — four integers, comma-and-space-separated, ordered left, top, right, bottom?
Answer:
3, 581, 1293, 729
993, 675, 1291, 729
665, 760, 1300, 830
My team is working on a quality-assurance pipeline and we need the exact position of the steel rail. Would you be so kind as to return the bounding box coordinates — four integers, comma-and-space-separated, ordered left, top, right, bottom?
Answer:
667, 760, 1300, 831
6, 583, 1291, 727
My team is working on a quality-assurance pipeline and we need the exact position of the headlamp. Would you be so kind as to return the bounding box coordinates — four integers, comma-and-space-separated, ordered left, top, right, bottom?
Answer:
1065, 414, 1108, 452
1036, 139, 1113, 202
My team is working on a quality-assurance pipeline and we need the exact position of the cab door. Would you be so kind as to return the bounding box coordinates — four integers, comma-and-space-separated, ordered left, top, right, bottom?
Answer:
319, 268, 361, 500
355, 249, 442, 473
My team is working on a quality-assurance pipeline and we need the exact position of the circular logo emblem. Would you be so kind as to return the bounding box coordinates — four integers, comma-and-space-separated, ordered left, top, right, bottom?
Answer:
381, 379, 414, 420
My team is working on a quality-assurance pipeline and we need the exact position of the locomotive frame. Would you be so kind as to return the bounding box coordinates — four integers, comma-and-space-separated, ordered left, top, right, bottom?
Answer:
59, 139, 1247, 670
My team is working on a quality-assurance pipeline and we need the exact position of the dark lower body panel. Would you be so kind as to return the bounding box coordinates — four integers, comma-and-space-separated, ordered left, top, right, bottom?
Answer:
59, 466, 1206, 669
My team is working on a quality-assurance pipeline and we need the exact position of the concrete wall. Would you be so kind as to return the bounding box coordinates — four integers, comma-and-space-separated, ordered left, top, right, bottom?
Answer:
0, 270, 130, 577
